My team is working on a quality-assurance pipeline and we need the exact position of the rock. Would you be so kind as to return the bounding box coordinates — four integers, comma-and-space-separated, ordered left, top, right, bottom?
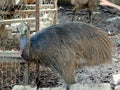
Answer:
113, 74, 120, 85
115, 85, 120, 90
70, 83, 112, 90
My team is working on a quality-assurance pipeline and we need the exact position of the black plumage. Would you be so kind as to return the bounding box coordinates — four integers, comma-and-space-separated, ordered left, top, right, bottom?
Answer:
17, 22, 114, 90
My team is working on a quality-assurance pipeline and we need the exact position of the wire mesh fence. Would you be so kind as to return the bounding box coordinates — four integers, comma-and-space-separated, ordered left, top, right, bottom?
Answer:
0, 54, 60, 90
0, 0, 58, 90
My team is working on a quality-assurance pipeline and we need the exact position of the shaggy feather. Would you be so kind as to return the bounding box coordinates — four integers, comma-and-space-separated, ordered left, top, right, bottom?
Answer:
18, 22, 114, 85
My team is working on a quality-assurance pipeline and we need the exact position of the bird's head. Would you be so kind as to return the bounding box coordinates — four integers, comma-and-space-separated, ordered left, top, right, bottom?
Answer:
17, 22, 30, 56
17, 22, 30, 37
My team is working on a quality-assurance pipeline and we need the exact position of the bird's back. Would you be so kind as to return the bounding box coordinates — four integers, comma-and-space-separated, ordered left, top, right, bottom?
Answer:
29, 22, 114, 66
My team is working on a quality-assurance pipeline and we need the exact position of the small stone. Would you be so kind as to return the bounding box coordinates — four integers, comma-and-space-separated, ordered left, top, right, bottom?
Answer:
71, 83, 112, 90
115, 85, 120, 90
113, 74, 120, 85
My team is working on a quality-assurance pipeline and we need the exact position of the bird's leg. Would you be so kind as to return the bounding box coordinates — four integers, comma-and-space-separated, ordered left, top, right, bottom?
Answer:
88, 10, 93, 24
66, 84, 70, 90
36, 64, 39, 90
72, 5, 79, 21
72, 10, 76, 21
35, 76, 39, 90
36, 86, 39, 90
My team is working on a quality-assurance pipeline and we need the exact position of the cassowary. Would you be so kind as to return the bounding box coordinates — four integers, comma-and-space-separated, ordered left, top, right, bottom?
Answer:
17, 22, 114, 90
71, 0, 98, 22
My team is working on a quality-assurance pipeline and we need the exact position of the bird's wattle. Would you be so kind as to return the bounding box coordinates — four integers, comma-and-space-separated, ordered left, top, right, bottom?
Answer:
19, 48, 23, 57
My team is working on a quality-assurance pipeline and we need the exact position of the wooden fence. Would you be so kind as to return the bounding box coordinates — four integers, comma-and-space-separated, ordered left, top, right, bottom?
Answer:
0, 51, 28, 90
0, 1, 58, 89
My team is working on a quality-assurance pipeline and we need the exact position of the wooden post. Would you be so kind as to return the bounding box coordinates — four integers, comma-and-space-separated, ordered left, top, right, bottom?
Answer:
24, 62, 29, 85
53, 0, 58, 24
36, 0, 40, 32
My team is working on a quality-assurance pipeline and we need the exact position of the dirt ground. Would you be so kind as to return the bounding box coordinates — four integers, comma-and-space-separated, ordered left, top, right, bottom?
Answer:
57, 5, 120, 89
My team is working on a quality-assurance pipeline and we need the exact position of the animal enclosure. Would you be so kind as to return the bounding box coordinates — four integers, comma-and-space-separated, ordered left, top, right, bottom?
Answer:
0, 0, 58, 90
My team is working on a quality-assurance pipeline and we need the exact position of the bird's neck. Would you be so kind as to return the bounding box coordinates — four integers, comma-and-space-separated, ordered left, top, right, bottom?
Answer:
26, 33, 30, 56
20, 33, 30, 57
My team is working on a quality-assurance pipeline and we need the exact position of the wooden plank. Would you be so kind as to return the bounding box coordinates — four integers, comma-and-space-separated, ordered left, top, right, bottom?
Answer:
0, 51, 20, 57
0, 51, 26, 62
0, 4, 54, 11
18, 9, 57, 12
0, 15, 54, 24
12, 83, 112, 90
12, 85, 66, 90
0, 18, 35, 24
23, 4, 54, 8
0, 57, 25, 63
0, 9, 57, 15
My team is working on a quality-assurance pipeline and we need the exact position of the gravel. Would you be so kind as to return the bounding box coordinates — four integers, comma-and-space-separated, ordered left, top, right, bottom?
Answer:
57, 6, 120, 89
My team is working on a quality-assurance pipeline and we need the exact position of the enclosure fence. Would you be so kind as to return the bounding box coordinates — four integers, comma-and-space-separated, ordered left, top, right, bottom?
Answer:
0, 0, 58, 90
